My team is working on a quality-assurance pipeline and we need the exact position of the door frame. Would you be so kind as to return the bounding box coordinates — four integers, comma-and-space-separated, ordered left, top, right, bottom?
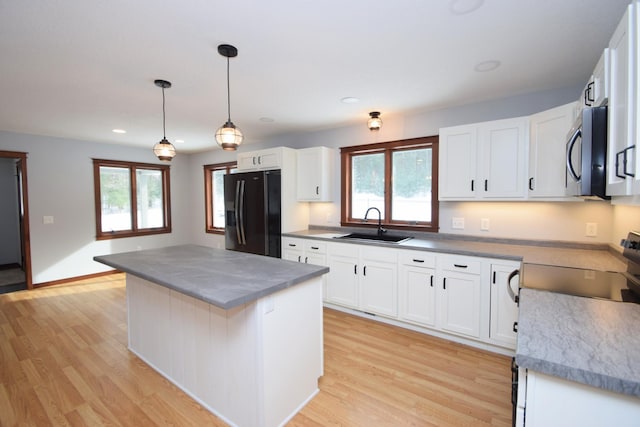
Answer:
0, 150, 32, 290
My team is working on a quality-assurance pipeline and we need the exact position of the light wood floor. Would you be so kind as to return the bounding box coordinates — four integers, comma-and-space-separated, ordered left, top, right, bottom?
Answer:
0, 273, 512, 426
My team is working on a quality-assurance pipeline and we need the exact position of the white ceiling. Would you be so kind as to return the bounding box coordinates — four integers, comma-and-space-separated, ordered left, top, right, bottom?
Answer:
0, 0, 630, 153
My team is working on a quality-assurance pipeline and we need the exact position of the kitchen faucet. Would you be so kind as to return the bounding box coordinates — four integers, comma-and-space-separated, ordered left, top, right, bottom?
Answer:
364, 207, 386, 236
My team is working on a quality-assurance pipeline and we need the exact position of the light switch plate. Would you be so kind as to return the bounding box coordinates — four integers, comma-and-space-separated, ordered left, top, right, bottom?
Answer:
43, 216, 54, 224
481, 218, 490, 231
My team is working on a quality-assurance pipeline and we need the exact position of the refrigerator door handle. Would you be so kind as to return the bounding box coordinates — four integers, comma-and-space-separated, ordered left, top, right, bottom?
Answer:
234, 180, 242, 244
239, 180, 247, 245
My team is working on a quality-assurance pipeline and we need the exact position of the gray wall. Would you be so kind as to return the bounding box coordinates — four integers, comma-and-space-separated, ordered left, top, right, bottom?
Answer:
0, 131, 191, 284
5, 83, 640, 284
0, 158, 21, 265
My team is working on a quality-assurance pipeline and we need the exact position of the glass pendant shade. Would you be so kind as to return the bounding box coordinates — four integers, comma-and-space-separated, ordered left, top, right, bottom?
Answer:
367, 111, 382, 131
215, 120, 243, 150
153, 137, 176, 161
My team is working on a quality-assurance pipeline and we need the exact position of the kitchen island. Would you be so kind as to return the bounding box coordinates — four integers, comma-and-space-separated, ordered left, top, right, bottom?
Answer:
94, 245, 329, 427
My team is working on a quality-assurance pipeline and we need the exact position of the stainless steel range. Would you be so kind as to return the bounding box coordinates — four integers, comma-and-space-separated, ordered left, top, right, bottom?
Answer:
518, 231, 640, 304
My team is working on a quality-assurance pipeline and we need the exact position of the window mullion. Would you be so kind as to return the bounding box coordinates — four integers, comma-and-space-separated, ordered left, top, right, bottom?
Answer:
130, 166, 138, 232
384, 148, 392, 224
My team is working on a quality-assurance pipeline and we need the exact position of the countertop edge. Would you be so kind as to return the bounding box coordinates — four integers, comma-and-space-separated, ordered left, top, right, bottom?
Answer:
515, 354, 640, 398
93, 253, 329, 310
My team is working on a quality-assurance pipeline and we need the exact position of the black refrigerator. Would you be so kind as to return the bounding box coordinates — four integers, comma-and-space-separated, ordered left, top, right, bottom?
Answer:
224, 169, 281, 258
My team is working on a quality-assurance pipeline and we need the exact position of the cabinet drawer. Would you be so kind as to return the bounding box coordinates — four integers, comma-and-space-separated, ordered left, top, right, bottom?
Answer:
282, 238, 304, 249
398, 250, 436, 268
439, 255, 481, 274
304, 240, 327, 254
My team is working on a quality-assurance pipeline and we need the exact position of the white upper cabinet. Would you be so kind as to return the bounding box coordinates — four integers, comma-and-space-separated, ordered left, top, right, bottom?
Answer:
296, 147, 335, 202
439, 117, 528, 200
439, 124, 478, 199
579, 50, 609, 110
237, 147, 283, 171
607, 3, 636, 196
592, 49, 610, 107
528, 102, 577, 198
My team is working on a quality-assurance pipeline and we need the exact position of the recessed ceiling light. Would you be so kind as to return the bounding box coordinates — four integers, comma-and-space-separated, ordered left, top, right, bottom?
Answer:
175, 139, 185, 144
474, 60, 501, 72
450, 0, 484, 15
112, 129, 126, 134
259, 117, 275, 123
341, 97, 359, 104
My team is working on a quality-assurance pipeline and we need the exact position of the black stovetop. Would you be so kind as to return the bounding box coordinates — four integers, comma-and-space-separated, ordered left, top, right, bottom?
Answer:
521, 263, 640, 304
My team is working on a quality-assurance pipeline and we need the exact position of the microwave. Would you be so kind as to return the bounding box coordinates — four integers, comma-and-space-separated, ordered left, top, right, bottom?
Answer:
565, 106, 609, 200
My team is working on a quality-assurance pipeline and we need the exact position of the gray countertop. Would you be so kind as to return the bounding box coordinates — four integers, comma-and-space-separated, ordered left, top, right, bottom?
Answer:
285, 229, 627, 272
516, 288, 640, 397
94, 244, 329, 310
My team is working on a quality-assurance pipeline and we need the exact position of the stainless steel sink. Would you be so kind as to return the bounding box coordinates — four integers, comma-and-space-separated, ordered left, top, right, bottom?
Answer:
335, 233, 412, 243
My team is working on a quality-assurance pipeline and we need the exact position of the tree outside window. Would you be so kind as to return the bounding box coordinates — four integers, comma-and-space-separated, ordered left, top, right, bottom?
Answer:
93, 159, 171, 239
341, 136, 438, 232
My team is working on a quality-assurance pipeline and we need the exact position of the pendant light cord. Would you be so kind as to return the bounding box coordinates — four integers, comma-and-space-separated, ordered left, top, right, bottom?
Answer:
226, 56, 231, 123
162, 86, 167, 139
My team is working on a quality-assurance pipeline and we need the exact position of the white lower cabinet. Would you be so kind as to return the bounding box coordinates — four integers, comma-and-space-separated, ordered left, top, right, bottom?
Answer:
318, 238, 520, 353
359, 247, 398, 318
326, 242, 360, 308
398, 251, 437, 327
520, 370, 640, 427
282, 237, 304, 262
283, 237, 328, 296
438, 255, 484, 339
489, 262, 520, 348
325, 242, 398, 317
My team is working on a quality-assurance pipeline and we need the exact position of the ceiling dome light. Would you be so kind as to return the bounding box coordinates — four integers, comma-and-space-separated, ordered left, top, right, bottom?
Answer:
215, 44, 243, 151
367, 111, 382, 131
152, 79, 176, 161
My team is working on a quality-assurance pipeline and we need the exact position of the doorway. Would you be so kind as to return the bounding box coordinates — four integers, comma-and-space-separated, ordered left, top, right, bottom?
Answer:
0, 150, 32, 293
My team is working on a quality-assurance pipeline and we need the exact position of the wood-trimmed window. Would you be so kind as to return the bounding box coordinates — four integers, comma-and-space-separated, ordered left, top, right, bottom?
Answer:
341, 136, 439, 232
93, 159, 171, 240
204, 161, 237, 234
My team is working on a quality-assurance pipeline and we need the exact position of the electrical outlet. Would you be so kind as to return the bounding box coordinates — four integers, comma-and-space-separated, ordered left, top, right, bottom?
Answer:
585, 222, 598, 237
481, 218, 490, 231
452, 217, 465, 230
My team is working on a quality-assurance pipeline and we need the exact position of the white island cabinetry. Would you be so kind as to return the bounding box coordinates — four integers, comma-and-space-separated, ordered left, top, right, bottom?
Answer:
95, 245, 327, 427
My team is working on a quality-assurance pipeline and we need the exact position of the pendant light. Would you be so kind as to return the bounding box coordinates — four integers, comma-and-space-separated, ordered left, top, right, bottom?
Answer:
215, 44, 244, 151
152, 79, 176, 161
367, 111, 382, 131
